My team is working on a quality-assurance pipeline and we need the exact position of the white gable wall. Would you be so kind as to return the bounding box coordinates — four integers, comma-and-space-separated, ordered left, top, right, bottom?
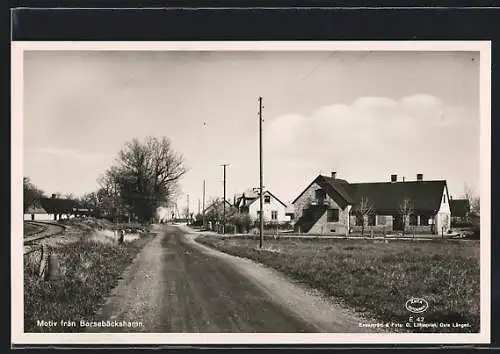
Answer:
248, 191, 289, 223
436, 185, 451, 234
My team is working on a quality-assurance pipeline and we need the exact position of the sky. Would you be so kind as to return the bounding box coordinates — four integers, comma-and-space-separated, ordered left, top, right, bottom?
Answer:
23, 50, 480, 212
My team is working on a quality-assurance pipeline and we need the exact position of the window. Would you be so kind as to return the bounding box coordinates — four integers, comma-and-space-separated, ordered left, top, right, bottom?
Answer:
367, 214, 376, 226
264, 195, 271, 204
443, 194, 447, 204
327, 208, 339, 222
271, 211, 278, 220
355, 214, 364, 226
315, 189, 326, 201
409, 214, 418, 226
377, 215, 386, 226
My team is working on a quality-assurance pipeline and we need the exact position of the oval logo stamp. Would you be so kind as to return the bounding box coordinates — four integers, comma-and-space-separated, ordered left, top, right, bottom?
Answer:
405, 297, 429, 313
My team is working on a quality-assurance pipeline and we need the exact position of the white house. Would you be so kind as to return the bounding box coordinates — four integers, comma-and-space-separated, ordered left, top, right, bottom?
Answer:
235, 188, 290, 224
23, 206, 53, 221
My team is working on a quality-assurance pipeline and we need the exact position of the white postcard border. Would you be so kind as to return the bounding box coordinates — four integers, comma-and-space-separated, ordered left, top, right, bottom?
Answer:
11, 40, 491, 345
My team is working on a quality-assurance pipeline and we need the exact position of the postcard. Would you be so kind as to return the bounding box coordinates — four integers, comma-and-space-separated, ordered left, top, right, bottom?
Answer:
11, 41, 491, 345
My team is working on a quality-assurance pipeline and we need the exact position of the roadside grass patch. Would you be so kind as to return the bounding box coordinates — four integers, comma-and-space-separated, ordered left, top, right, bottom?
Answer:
24, 233, 153, 332
24, 222, 44, 237
196, 236, 480, 333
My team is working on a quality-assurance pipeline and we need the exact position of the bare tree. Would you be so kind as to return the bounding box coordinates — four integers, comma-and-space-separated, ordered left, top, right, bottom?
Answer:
398, 198, 414, 237
23, 177, 45, 213
101, 137, 187, 223
356, 196, 374, 237
64, 193, 75, 200
471, 197, 480, 214
463, 183, 480, 214
463, 183, 474, 205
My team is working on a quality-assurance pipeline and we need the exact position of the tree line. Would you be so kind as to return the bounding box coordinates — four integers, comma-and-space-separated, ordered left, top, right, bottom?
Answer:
24, 136, 187, 224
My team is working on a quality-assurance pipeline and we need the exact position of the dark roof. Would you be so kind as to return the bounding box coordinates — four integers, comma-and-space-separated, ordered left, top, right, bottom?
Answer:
292, 175, 353, 207
450, 199, 470, 217
203, 200, 234, 214
39, 197, 78, 214
244, 190, 288, 208
24, 205, 48, 214
346, 180, 446, 214
293, 174, 447, 214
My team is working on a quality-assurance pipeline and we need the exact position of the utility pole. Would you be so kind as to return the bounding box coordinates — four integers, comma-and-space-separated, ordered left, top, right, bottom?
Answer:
187, 194, 190, 225
202, 180, 206, 228
258, 96, 264, 248
221, 164, 230, 234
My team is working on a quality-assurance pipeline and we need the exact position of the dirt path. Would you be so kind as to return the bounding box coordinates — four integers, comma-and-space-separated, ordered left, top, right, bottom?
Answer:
88, 225, 378, 333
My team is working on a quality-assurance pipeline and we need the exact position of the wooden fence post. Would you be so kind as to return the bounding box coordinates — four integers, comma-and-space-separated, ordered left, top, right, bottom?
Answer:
38, 244, 49, 280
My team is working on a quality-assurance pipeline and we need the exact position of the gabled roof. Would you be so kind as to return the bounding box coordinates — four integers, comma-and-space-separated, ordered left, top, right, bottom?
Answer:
292, 175, 353, 208
238, 189, 288, 208
293, 174, 447, 214
450, 199, 470, 217
24, 205, 48, 214
240, 188, 260, 200
346, 180, 447, 214
39, 197, 78, 214
203, 200, 234, 214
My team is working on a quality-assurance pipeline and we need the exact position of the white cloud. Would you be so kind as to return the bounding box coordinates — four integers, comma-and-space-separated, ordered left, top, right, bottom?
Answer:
262, 93, 477, 198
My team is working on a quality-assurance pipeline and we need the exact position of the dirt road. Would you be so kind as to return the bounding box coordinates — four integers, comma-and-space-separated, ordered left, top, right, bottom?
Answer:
88, 225, 376, 333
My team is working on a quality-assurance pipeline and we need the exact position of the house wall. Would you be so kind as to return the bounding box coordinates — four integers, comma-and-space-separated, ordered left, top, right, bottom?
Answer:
248, 192, 289, 223
23, 213, 54, 221
349, 213, 435, 235
349, 214, 395, 234
435, 186, 451, 234
293, 182, 321, 221
294, 182, 349, 235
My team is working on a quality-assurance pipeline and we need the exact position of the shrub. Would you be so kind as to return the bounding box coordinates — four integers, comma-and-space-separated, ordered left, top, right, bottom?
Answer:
225, 223, 236, 234
230, 213, 253, 233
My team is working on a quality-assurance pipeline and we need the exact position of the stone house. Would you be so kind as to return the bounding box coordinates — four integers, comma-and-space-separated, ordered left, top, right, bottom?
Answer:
292, 172, 452, 236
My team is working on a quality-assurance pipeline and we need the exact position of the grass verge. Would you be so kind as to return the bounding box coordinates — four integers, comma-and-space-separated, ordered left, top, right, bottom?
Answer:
196, 236, 480, 333
24, 222, 44, 237
24, 232, 154, 333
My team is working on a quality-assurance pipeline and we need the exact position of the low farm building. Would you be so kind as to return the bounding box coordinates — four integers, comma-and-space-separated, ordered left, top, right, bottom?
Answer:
23, 194, 90, 221
292, 172, 451, 236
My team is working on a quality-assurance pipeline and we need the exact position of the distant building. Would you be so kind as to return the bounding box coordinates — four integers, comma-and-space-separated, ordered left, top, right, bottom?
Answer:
203, 200, 235, 217
23, 205, 53, 221
449, 198, 471, 225
292, 172, 451, 235
235, 188, 290, 224
24, 194, 78, 221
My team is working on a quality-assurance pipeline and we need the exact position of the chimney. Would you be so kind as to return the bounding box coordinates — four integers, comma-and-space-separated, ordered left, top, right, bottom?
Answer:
331, 171, 337, 179
51, 193, 56, 199
417, 173, 423, 181
391, 174, 397, 183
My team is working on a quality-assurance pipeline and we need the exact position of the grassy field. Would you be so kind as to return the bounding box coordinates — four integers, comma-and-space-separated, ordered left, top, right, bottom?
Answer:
196, 236, 480, 333
24, 232, 154, 332
24, 222, 44, 237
